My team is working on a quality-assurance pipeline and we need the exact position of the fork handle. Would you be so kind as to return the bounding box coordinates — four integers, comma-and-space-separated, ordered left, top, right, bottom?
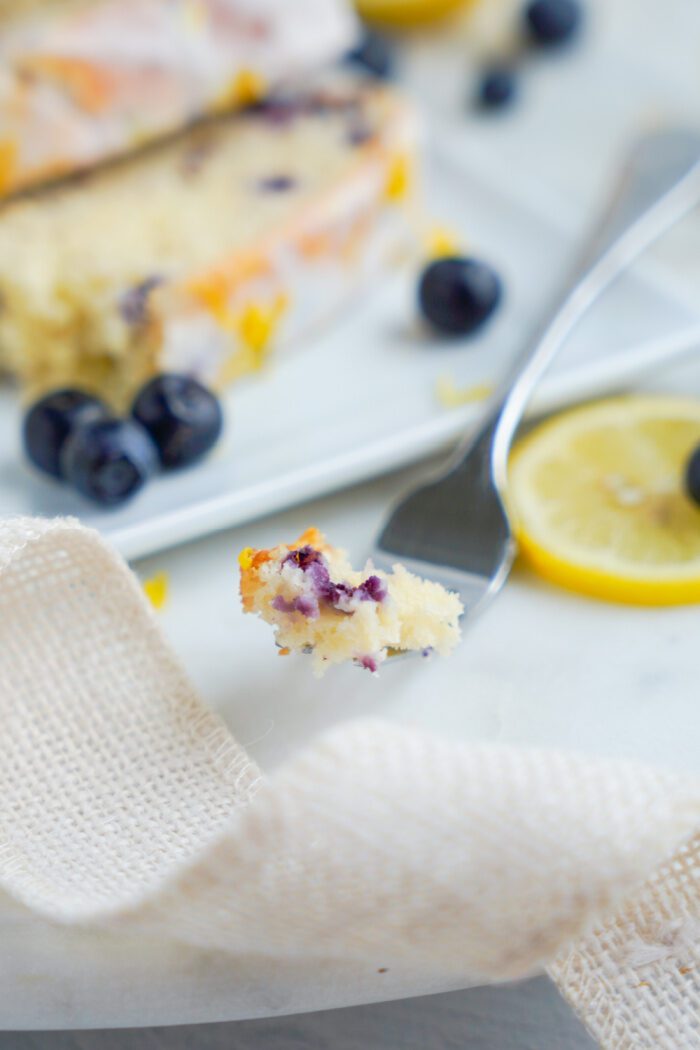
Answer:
459, 130, 700, 491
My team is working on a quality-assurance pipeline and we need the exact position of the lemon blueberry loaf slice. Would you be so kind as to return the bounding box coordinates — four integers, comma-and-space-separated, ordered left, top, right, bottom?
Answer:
0, 0, 355, 198
239, 528, 463, 676
0, 76, 417, 406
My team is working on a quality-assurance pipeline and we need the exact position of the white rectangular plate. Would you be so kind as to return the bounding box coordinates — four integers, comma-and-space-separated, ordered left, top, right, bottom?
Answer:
2, 143, 699, 560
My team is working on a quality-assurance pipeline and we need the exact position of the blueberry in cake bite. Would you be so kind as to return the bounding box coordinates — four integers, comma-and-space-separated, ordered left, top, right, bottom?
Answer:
418, 256, 503, 336
61, 418, 158, 507
23, 389, 109, 478
132, 374, 223, 470
240, 528, 463, 676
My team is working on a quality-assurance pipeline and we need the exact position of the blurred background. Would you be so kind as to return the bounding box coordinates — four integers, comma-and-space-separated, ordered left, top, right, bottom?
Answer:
6, 0, 700, 543
2, 1, 700, 1047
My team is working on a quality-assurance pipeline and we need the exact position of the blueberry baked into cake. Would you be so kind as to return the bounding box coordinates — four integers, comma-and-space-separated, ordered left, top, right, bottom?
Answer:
240, 528, 463, 675
0, 75, 417, 407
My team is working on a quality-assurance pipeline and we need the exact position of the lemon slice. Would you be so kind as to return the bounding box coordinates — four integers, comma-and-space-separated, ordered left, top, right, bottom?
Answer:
508, 396, 700, 605
355, 0, 473, 27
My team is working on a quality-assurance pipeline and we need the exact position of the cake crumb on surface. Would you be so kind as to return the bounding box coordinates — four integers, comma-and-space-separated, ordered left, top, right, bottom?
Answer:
143, 571, 169, 610
435, 374, 493, 409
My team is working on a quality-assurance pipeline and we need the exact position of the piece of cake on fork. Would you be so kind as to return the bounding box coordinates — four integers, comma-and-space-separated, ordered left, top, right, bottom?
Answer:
239, 528, 463, 676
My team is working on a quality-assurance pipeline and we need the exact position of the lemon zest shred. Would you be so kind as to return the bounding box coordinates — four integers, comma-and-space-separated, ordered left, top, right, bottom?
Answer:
233, 293, 289, 367
219, 68, 266, 109
0, 140, 17, 194
384, 154, 412, 202
435, 375, 493, 409
188, 273, 229, 322
425, 224, 462, 258
143, 571, 169, 611
238, 547, 255, 570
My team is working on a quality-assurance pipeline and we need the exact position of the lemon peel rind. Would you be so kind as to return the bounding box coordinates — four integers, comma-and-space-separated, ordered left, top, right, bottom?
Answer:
516, 528, 700, 607
355, 0, 468, 26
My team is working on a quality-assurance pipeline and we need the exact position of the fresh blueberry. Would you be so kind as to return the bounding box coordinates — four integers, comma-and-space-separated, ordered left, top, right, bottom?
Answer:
525, 0, 582, 47
685, 445, 700, 506
61, 418, 158, 507
418, 256, 503, 336
346, 29, 393, 78
131, 374, 223, 470
23, 389, 109, 479
477, 66, 518, 109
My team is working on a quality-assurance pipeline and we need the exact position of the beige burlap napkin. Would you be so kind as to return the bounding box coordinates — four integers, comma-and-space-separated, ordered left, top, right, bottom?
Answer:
0, 517, 698, 1048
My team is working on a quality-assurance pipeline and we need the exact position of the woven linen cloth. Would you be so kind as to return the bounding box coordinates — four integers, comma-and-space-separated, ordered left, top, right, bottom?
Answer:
0, 517, 698, 1048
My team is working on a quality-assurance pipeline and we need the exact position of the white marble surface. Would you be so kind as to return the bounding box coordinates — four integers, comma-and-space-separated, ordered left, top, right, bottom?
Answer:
2, 359, 699, 1031
139, 391, 700, 782
2, 0, 700, 1033
1, 977, 597, 1049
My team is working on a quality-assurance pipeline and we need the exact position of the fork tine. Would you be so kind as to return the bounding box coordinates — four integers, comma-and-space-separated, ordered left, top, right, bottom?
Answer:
371, 446, 515, 618
370, 546, 513, 621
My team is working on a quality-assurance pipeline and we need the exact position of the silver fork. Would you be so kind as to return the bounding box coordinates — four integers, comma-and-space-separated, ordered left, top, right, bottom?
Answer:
371, 128, 700, 625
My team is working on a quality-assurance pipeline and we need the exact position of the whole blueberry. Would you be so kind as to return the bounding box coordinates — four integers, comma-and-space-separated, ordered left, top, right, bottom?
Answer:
525, 0, 582, 47
131, 374, 224, 470
685, 445, 700, 506
418, 256, 503, 336
477, 66, 518, 109
346, 29, 393, 78
61, 418, 158, 507
23, 389, 109, 478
